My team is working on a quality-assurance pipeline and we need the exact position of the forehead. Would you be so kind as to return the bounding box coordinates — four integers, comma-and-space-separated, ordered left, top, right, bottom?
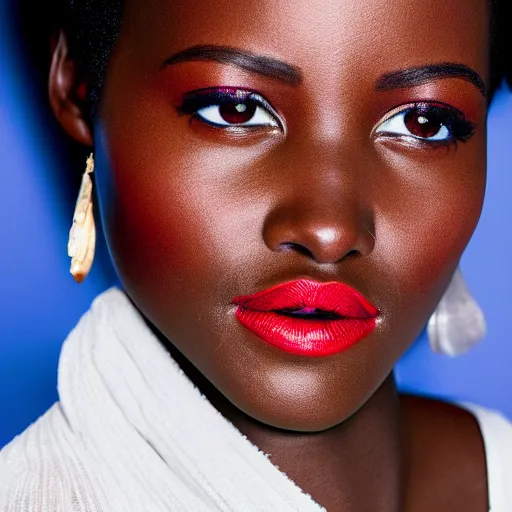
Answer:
120, 0, 489, 83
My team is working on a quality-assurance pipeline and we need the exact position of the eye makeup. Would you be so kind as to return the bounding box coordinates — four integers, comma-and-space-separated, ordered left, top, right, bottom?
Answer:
375, 101, 476, 148
177, 88, 476, 149
177, 87, 284, 131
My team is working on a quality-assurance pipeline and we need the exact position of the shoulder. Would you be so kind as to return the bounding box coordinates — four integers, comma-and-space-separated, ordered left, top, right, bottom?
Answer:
462, 403, 512, 512
400, 395, 489, 512
401, 395, 512, 512
0, 403, 105, 512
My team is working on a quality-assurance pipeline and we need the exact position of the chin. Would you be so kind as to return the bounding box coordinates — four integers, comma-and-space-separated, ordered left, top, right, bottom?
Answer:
254, 412, 348, 433
218, 371, 371, 433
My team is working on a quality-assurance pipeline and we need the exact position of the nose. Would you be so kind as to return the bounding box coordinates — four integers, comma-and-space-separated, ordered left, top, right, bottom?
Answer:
262, 197, 374, 264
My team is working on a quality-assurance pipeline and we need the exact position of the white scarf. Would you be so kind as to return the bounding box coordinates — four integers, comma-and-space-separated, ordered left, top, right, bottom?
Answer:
0, 288, 325, 511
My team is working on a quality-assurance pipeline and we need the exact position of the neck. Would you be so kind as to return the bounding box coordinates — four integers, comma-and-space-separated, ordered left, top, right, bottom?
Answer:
154, 328, 403, 512
223, 374, 403, 512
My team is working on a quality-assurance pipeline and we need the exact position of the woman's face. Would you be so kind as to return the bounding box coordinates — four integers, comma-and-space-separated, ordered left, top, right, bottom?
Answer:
93, 0, 488, 430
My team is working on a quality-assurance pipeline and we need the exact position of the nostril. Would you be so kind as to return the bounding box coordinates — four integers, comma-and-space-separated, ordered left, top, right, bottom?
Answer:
344, 249, 360, 260
280, 242, 314, 259
279, 243, 361, 262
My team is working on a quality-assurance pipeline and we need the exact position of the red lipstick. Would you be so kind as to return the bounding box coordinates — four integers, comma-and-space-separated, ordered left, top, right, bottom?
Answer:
232, 279, 378, 357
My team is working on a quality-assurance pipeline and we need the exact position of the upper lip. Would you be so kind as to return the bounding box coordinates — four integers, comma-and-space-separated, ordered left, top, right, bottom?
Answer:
232, 279, 378, 319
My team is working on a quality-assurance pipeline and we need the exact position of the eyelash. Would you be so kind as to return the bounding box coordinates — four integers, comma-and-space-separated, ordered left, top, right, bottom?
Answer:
178, 88, 283, 131
178, 90, 476, 148
374, 102, 475, 148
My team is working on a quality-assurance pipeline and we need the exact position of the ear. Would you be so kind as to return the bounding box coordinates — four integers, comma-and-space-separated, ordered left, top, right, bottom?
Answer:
48, 30, 93, 146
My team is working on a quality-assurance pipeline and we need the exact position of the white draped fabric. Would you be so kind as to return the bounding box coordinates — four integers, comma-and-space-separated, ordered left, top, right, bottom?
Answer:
0, 288, 511, 511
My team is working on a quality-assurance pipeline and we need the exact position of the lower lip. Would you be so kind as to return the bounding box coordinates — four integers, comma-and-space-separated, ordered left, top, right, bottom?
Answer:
235, 309, 376, 357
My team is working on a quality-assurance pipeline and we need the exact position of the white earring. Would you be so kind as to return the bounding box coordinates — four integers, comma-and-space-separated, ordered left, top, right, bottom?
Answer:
428, 267, 486, 357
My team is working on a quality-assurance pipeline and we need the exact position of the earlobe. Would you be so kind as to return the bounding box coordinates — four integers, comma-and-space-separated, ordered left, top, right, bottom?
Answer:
48, 30, 93, 146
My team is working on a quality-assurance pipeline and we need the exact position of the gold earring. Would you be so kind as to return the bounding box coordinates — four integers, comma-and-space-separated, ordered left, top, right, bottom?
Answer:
67, 153, 96, 283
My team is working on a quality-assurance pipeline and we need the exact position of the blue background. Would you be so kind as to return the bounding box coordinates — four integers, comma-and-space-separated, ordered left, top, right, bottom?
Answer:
1, 1, 511, 448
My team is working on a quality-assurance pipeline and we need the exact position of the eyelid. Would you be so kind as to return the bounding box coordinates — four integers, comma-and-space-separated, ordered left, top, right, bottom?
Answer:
372, 102, 421, 136
373, 101, 469, 131
372, 101, 475, 144
179, 88, 285, 132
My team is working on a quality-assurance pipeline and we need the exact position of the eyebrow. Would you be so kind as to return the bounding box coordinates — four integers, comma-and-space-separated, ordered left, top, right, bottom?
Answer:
162, 45, 303, 86
376, 63, 486, 97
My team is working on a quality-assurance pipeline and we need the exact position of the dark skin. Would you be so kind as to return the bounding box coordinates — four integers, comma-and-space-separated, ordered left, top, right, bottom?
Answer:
49, 0, 490, 509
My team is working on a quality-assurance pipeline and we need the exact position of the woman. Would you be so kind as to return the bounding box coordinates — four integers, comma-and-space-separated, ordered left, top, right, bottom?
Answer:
1, 0, 511, 510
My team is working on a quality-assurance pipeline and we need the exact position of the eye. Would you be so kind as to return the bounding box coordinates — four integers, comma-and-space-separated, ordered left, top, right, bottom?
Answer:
375, 103, 475, 144
179, 88, 282, 130
196, 102, 278, 127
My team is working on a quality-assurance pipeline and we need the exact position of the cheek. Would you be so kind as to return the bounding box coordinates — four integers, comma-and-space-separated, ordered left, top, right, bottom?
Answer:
93, 122, 270, 315
374, 141, 486, 326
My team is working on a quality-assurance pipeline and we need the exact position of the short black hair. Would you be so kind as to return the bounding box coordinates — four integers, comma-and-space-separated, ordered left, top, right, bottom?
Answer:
63, 0, 510, 111
64, 0, 124, 108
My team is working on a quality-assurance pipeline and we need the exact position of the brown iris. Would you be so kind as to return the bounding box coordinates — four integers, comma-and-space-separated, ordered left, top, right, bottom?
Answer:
219, 102, 257, 124
404, 109, 443, 138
